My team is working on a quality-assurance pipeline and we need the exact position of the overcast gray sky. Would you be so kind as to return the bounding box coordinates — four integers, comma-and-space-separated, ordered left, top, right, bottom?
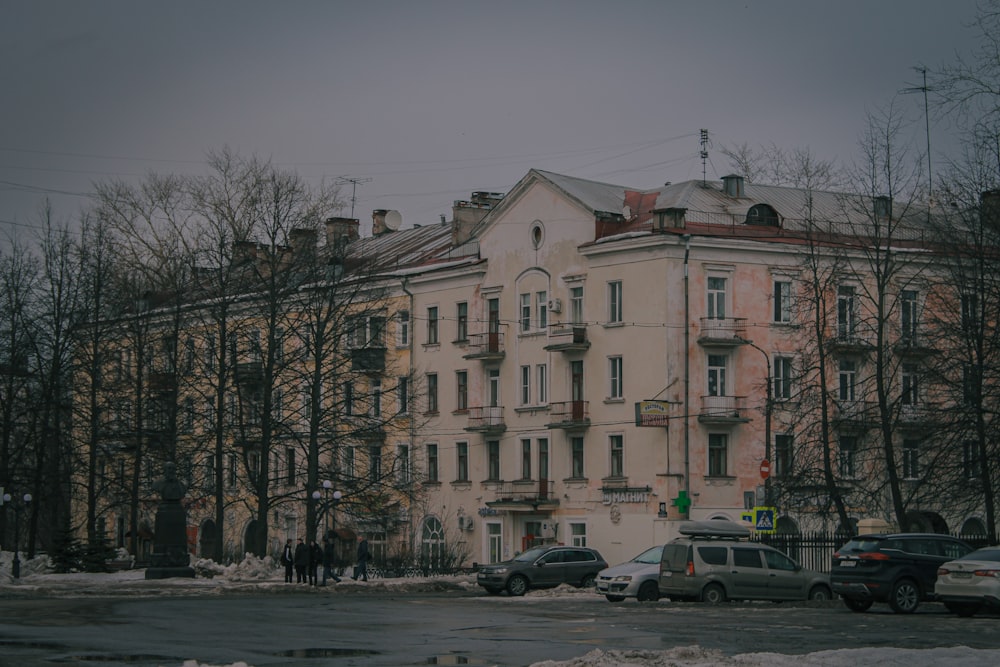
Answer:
0, 0, 984, 240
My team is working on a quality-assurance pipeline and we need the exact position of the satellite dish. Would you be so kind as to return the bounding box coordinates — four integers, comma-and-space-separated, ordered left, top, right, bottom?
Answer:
384, 210, 402, 230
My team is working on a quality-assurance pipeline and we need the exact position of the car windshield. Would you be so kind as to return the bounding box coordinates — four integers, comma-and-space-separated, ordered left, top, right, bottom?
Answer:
514, 547, 550, 563
838, 538, 883, 553
959, 547, 1000, 562
631, 545, 664, 564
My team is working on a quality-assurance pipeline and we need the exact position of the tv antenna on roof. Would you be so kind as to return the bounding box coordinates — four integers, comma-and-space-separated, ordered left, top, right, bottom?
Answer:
336, 175, 373, 219
900, 66, 934, 213
700, 129, 710, 186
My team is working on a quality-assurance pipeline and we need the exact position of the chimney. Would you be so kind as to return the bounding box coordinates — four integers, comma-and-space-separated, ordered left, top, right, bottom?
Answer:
372, 209, 389, 236
324, 217, 360, 247
289, 228, 318, 260
450, 191, 502, 245
874, 195, 893, 220
233, 240, 257, 265
721, 175, 745, 198
981, 190, 1000, 229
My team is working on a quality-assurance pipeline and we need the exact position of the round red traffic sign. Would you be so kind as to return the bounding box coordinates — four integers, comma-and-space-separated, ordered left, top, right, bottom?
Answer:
760, 460, 771, 479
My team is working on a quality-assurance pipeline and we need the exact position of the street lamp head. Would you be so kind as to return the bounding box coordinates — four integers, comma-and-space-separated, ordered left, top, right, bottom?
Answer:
332, 490, 343, 501
2, 493, 10, 503
23, 493, 31, 504
311, 490, 321, 501
322, 479, 332, 490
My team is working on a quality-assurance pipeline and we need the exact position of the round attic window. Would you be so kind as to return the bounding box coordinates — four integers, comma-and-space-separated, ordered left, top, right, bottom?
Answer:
530, 220, 545, 248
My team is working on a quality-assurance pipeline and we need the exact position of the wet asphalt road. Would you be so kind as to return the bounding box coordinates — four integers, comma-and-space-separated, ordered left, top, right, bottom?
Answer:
1, 591, 999, 667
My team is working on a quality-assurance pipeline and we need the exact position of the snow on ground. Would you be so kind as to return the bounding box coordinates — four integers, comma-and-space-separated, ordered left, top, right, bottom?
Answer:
3, 551, 1000, 667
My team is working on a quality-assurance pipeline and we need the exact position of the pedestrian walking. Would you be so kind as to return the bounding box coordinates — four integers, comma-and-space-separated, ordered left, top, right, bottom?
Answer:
281, 538, 294, 583
321, 536, 341, 585
308, 539, 323, 585
293, 537, 309, 583
353, 534, 370, 581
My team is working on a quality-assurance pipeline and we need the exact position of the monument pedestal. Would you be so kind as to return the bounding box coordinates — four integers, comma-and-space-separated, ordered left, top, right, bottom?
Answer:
144, 462, 196, 580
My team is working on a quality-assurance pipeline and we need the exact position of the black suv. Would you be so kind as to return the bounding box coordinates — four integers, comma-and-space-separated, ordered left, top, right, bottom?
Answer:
477, 545, 608, 596
831, 533, 974, 613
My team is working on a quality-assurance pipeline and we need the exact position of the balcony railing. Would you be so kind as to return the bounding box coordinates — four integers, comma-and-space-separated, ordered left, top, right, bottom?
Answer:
544, 324, 590, 352
900, 403, 936, 426
546, 400, 590, 429
827, 332, 874, 353
489, 479, 558, 507
697, 318, 748, 346
463, 331, 505, 361
697, 395, 750, 423
833, 400, 875, 427
351, 347, 386, 373
234, 362, 262, 385
148, 371, 177, 393
465, 406, 506, 434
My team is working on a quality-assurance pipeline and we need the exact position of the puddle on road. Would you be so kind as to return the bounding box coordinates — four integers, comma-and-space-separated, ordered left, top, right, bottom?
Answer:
426, 654, 490, 665
273, 647, 380, 657
0, 640, 68, 651
57, 654, 183, 663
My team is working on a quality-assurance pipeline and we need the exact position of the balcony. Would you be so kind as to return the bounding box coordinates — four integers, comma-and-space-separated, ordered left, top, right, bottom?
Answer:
463, 331, 505, 361
899, 403, 936, 427
465, 406, 506, 434
544, 324, 590, 352
351, 347, 386, 373
487, 480, 559, 510
826, 332, 874, 354
147, 371, 177, 393
697, 395, 751, 424
234, 361, 263, 386
833, 400, 875, 429
697, 318, 748, 347
546, 400, 590, 430
893, 335, 936, 358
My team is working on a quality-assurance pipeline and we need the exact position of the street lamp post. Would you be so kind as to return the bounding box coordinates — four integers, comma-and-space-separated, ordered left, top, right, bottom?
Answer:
2, 492, 32, 579
739, 338, 773, 507
311, 480, 342, 542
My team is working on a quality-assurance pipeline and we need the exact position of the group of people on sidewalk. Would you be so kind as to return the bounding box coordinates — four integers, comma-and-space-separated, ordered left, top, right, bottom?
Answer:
281, 533, 370, 585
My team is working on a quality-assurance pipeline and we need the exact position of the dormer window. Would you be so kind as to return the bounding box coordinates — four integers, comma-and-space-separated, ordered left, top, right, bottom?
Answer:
746, 204, 780, 227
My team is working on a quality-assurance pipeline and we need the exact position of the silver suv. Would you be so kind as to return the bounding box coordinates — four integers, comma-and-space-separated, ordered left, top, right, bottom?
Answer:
658, 520, 832, 603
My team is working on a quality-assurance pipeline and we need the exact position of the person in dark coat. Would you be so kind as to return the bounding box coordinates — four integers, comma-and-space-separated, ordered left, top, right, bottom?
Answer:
293, 537, 309, 583
308, 539, 323, 585
280, 538, 294, 583
353, 534, 370, 581
321, 536, 341, 585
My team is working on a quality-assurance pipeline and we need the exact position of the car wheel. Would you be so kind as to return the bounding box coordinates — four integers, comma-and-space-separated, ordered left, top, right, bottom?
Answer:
808, 585, 832, 602
701, 583, 726, 604
944, 601, 981, 617
637, 581, 661, 602
843, 597, 873, 612
506, 574, 529, 596
888, 578, 921, 614
605, 595, 626, 602
579, 573, 597, 589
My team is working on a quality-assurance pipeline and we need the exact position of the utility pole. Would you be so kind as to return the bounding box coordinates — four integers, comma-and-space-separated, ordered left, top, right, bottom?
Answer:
336, 176, 372, 219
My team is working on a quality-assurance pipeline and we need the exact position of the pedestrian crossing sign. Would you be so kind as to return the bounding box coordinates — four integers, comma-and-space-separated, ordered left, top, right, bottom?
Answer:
753, 506, 776, 534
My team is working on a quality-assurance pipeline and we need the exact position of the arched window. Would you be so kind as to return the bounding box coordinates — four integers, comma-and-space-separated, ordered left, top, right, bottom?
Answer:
746, 204, 780, 227
421, 516, 446, 571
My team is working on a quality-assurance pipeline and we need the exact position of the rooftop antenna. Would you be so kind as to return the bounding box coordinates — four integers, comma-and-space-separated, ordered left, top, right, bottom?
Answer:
700, 129, 710, 186
336, 175, 373, 219
901, 66, 934, 215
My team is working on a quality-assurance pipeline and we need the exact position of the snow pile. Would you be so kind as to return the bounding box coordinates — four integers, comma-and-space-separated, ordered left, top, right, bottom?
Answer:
191, 554, 277, 581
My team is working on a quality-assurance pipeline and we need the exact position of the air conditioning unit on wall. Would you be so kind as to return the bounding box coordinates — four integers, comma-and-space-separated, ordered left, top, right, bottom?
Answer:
547, 298, 562, 313
457, 515, 475, 531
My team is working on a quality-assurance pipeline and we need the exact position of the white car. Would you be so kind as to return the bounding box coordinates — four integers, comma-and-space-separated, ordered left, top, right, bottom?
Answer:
935, 546, 1000, 617
595, 545, 663, 602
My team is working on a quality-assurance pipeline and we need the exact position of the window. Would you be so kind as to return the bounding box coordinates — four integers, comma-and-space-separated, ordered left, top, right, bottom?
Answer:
488, 368, 500, 407
456, 302, 468, 342
397, 310, 410, 346
538, 438, 549, 480
397, 376, 409, 414
511, 438, 527, 479
426, 444, 439, 482
838, 359, 856, 401
285, 448, 296, 485
228, 453, 238, 488
902, 439, 920, 480
707, 354, 727, 396
456, 371, 468, 411
426, 306, 439, 344
426, 373, 438, 413
570, 523, 587, 547
774, 434, 793, 478
708, 433, 728, 476
274, 327, 284, 363
368, 445, 382, 483
370, 378, 382, 417
248, 328, 261, 361
707, 277, 726, 319
608, 280, 623, 323
773, 280, 792, 323
962, 293, 979, 333
571, 436, 585, 478
204, 335, 215, 372
520, 365, 531, 405
902, 363, 919, 405
182, 397, 195, 433
369, 316, 386, 347
184, 338, 196, 373
733, 548, 763, 568
537, 291, 548, 330
838, 435, 857, 478
609, 356, 623, 399
537, 364, 547, 403
963, 439, 981, 480
609, 434, 624, 477
520, 293, 531, 332
570, 286, 584, 324
837, 285, 857, 340
487, 441, 500, 480
344, 446, 355, 480
962, 364, 977, 405
773, 356, 793, 400
456, 442, 469, 482
901, 290, 918, 343
343, 381, 354, 416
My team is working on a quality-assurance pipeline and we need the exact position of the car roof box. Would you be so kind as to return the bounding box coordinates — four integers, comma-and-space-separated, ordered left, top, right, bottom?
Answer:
678, 519, 751, 539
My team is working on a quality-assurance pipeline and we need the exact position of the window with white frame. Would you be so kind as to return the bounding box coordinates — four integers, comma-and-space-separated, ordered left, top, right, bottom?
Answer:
343, 381, 354, 415
838, 435, 857, 478
426, 306, 439, 345
425, 443, 439, 482
773, 279, 792, 323
569, 522, 587, 547
536, 291, 548, 330
707, 276, 727, 319
707, 354, 727, 396
344, 446, 355, 480
456, 441, 469, 482
520, 365, 531, 405
608, 280, 622, 323
426, 373, 438, 413
773, 356, 793, 400
963, 439, 981, 480
962, 292, 979, 333
900, 289, 919, 343
571, 436, 585, 478
537, 364, 547, 403
519, 439, 531, 479
609, 356, 623, 399
397, 310, 410, 346
837, 285, 857, 340
397, 375, 409, 414
397, 443, 412, 484
487, 441, 500, 480
456, 371, 468, 411
570, 285, 584, 324
371, 378, 382, 417
520, 293, 531, 332
902, 439, 920, 480
708, 433, 728, 476
774, 434, 793, 478
901, 363, 919, 405
368, 445, 382, 483
538, 438, 549, 480
456, 302, 468, 342
838, 359, 856, 401
609, 434, 624, 477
